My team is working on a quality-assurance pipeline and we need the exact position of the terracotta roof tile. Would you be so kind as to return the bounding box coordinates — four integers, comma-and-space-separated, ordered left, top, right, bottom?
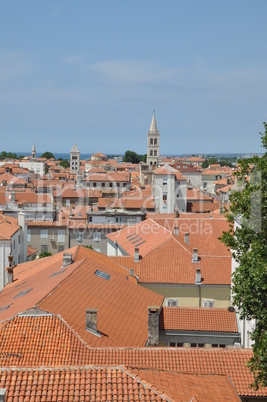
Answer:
0, 213, 20, 240
160, 307, 239, 333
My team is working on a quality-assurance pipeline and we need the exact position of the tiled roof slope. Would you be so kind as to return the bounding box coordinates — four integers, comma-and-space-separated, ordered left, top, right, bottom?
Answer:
154, 216, 231, 257
130, 369, 241, 402
0, 213, 20, 240
38, 246, 164, 347
0, 246, 163, 347
160, 307, 239, 333
0, 314, 90, 367
0, 366, 241, 402
106, 219, 172, 257
86, 348, 266, 398
135, 237, 231, 285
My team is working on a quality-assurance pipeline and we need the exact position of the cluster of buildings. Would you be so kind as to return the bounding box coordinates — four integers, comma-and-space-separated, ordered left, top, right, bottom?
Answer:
0, 114, 264, 401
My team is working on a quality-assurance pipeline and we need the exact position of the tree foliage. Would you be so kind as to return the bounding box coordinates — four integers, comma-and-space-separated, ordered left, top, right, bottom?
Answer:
59, 159, 70, 168
41, 151, 55, 159
123, 150, 146, 164
0, 151, 17, 160
38, 251, 52, 259
220, 123, 267, 389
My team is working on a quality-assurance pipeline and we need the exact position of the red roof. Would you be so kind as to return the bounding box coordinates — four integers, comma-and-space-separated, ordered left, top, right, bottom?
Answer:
160, 307, 239, 333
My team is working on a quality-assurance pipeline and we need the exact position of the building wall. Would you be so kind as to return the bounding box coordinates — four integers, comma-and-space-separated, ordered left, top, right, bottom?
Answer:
140, 284, 231, 308
27, 226, 69, 255
19, 161, 45, 176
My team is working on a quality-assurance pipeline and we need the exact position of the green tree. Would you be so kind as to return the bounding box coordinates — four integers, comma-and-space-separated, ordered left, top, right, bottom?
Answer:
123, 150, 147, 163
0, 151, 17, 160
220, 123, 267, 389
41, 151, 55, 159
59, 159, 70, 168
38, 251, 52, 258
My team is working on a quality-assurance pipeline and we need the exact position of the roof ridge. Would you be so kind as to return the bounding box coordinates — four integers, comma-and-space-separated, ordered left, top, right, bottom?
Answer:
56, 314, 92, 349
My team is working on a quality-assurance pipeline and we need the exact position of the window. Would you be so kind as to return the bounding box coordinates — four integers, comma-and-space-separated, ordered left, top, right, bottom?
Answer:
58, 230, 65, 243
109, 182, 113, 188
41, 245, 48, 253
58, 245, 65, 252
93, 232, 101, 242
163, 179, 167, 186
76, 232, 84, 242
94, 269, 110, 280
123, 183, 126, 187
102, 183, 105, 187
27, 229, 31, 242
93, 182, 96, 187
202, 299, 214, 308
13, 240, 15, 250
154, 150, 157, 157
154, 138, 157, 145
166, 298, 178, 307
169, 342, 184, 347
191, 343, 197, 348
116, 183, 120, 187
88, 216, 92, 223
150, 138, 153, 145
66, 199, 70, 207
170, 342, 176, 347
163, 194, 167, 203
150, 150, 153, 156
41, 230, 48, 239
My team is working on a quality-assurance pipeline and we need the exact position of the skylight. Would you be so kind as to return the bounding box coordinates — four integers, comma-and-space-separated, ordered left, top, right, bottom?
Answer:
50, 269, 66, 278
94, 270, 111, 281
0, 304, 12, 312
14, 288, 33, 299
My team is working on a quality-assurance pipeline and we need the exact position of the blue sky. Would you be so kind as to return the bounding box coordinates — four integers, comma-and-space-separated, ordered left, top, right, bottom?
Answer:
1, 1, 267, 155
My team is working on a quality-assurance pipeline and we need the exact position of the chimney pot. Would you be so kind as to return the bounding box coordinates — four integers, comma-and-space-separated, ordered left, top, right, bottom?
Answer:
184, 232, 189, 244
174, 226, 179, 237
129, 269, 134, 277
62, 253, 72, 267
147, 306, 160, 346
192, 248, 198, 262
134, 246, 139, 262
195, 268, 201, 285
86, 308, 98, 333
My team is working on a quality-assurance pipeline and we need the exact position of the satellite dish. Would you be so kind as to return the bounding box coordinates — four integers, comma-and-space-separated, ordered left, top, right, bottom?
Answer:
8, 195, 11, 200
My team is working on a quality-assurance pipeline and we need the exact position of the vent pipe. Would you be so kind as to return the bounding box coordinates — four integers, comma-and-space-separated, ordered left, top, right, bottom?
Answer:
184, 232, 189, 244
134, 247, 140, 262
192, 248, 198, 262
86, 308, 98, 333
63, 253, 72, 267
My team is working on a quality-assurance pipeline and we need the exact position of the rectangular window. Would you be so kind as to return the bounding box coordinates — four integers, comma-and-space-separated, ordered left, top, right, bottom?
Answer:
41, 245, 48, 253
41, 230, 48, 239
123, 183, 126, 187
58, 245, 65, 252
166, 298, 178, 307
93, 232, 101, 242
66, 199, 70, 207
163, 194, 167, 202
88, 216, 92, 223
58, 230, 65, 243
13, 240, 15, 250
116, 183, 120, 187
109, 183, 113, 188
202, 299, 215, 308
93, 182, 96, 187
76, 232, 84, 242
102, 183, 105, 187
27, 229, 31, 242
163, 179, 167, 185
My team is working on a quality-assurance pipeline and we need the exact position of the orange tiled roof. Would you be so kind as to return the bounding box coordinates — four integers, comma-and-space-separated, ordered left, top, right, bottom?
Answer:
135, 237, 231, 285
160, 307, 239, 333
106, 219, 173, 257
0, 246, 164, 347
27, 246, 38, 257
0, 213, 20, 240
0, 366, 241, 402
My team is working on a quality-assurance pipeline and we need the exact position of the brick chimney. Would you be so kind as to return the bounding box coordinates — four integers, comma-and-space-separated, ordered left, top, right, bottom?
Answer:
174, 226, 179, 236
134, 246, 139, 262
6, 254, 14, 284
86, 308, 98, 333
147, 306, 160, 346
192, 248, 198, 262
63, 253, 72, 267
184, 232, 189, 244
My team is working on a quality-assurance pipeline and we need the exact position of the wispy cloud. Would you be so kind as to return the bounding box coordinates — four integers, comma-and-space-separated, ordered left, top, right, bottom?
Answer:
50, 6, 61, 17
0, 50, 32, 86
63, 55, 84, 66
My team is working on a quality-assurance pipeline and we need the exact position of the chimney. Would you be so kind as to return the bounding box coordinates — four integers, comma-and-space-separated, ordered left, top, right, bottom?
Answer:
195, 268, 201, 285
86, 308, 98, 333
192, 248, 198, 262
174, 226, 179, 237
219, 205, 224, 214
11, 192, 15, 202
147, 306, 160, 346
129, 268, 134, 277
62, 252, 72, 267
7, 254, 14, 284
134, 246, 139, 262
184, 232, 189, 244
0, 389, 6, 402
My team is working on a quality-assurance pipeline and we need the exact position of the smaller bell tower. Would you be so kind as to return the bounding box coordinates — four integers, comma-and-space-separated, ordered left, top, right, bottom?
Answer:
146, 111, 160, 170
